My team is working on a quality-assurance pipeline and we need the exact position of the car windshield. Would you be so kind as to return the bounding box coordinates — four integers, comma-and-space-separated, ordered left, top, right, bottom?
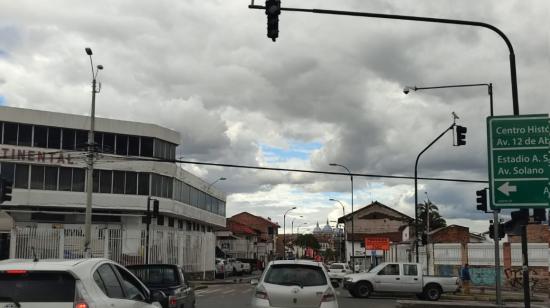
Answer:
329, 264, 344, 269
264, 264, 327, 287
0, 271, 75, 302
127, 265, 180, 286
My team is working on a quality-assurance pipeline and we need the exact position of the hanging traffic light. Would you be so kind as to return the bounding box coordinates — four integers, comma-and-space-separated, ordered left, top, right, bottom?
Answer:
476, 189, 487, 212
152, 199, 160, 218
455, 125, 467, 146
489, 223, 494, 239
265, 0, 281, 41
489, 221, 505, 240
0, 178, 12, 203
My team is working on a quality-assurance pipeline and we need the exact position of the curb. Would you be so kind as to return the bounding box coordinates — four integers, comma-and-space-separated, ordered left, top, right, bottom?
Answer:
397, 300, 549, 308
193, 285, 208, 291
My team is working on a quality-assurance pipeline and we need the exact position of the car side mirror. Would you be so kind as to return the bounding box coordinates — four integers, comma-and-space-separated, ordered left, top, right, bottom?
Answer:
149, 290, 167, 304
250, 278, 259, 285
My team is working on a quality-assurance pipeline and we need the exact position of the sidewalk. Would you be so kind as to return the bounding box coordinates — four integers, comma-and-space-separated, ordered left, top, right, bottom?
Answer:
397, 300, 549, 308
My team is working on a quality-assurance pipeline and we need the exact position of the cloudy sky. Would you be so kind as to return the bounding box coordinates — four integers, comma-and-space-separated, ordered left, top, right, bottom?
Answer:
1, 0, 549, 234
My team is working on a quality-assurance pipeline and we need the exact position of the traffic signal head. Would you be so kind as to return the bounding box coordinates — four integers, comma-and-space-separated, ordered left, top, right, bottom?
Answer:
421, 233, 427, 245
533, 209, 547, 222
152, 199, 160, 218
488, 223, 494, 239
455, 125, 467, 146
0, 178, 13, 203
265, 0, 281, 41
476, 189, 487, 212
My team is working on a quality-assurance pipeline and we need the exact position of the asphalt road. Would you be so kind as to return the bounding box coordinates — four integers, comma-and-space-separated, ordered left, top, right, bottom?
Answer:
195, 283, 397, 308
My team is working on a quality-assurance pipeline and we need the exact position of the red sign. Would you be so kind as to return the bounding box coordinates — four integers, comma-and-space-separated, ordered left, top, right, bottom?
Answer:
365, 237, 390, 251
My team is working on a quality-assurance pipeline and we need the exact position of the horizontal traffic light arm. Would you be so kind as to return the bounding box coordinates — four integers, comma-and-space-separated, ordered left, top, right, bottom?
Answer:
248, 2, 519, 115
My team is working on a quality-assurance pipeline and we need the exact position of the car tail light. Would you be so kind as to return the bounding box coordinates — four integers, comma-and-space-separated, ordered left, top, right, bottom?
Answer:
74, 280, 94, 308
321, 288, 336, 302
255, 284, 269, 300
168, 295, 177, 307
6, 270, 27, 274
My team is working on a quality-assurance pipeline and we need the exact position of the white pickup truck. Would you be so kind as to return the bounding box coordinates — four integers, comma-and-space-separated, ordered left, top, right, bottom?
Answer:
343, 262, 460, 301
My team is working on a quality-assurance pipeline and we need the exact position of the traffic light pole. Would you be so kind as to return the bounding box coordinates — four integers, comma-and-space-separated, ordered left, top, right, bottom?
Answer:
145, 196, 152, 264
414, 123, 455, 263
493, 210, 502, 307
521, 224, 531, 308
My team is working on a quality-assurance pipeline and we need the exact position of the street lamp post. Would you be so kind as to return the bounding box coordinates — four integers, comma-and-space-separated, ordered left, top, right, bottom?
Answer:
330, 198, 346, 263
283, 207, 296, 260
207, 177, 227, 191
83, 47, 103, 257
291, 216, 303, 236
405, 82, 500, 305
329, 163, 355, 272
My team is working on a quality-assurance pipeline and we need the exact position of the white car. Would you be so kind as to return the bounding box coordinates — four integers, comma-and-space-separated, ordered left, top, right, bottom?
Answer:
251, 260, 339, 308
327, 263, 353, 281
0, 258, 165, 308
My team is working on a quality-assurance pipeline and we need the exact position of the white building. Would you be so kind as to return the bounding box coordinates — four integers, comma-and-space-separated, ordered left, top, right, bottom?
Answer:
0, 106, 225, 278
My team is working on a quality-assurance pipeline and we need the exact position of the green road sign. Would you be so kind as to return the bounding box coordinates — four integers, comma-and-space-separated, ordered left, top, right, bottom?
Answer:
487, 114, 550, 209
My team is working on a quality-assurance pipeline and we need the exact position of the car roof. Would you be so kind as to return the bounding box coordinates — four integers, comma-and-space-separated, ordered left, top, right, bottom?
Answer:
0, 258, 112, 276
330, 263, 347, 266
269, 259, 325, 267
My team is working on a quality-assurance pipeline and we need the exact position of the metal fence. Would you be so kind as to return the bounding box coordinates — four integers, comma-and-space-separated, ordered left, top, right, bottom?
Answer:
10, 226, 215, 274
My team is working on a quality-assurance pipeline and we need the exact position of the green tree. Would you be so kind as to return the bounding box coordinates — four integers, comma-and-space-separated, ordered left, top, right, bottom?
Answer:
417, 200, 446, 234
322, 248, 336, 262
294, 234, 320, 250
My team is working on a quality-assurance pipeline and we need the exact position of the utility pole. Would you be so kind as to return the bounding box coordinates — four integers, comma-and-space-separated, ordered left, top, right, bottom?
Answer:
84, 47, 103, 257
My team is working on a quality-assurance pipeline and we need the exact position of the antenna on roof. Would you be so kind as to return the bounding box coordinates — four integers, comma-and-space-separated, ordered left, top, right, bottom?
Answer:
31, 247, 39, 262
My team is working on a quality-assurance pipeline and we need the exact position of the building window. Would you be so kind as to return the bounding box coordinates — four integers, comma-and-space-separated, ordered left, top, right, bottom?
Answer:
92, 169, 99, 193
103, 133, 115, 154
62, 128, 75, 150
48, 127, 61, 149
72, 168, 85, 192
14, 164, 29, 189
140, 137, 153, 157
128, 136, 139, 156
31, 165, 45, 190
168, 217, 174, 227
1, 163, 14, 183
138, 172, 149, 195
181, 183, 190, 204
59, 167, 72, 191
157, 215, 164, 226
100, 170, 112, 193
45, 166, 58, 190
125, 172, 137, 195
75, 130, 88, 151
34, 126, 48, 148
94, 132, 103, 152
113, 171, 125, 194
115, 135, 128, 156
178, 219, 183, 229
3, 123, 18, 145
18, 124, 32, 147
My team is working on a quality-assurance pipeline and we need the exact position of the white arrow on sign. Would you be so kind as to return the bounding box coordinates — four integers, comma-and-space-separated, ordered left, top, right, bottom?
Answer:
498, 182, 517, 196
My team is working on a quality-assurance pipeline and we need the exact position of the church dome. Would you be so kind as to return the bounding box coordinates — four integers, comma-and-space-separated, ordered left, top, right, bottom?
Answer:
313, 221, 322, 233
322, 220, 333, 233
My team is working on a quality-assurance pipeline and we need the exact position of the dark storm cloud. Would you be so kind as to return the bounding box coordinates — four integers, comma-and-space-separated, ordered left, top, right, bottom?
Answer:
0, 0, 548, 223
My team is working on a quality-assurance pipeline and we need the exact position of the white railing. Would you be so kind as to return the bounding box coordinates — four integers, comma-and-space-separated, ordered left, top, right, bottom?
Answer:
10, 226, 215, 274
511, 243, 549, 267
468, 243, 504, 266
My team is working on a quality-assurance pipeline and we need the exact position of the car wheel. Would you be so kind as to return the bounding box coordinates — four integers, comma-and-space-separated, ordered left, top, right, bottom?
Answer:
415, 293, 426, 300
423, 284, 442, 301
354, 281, 372, 298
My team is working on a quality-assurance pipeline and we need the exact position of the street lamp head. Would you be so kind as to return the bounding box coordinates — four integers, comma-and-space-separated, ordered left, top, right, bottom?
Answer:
329, 198, 336, 201
329, 163, 337, 166
219, 177, 227, 181
85, 47, 93, 56
292, 206, 297, 210
403, 86, 415, 94
97, 65, 104, 70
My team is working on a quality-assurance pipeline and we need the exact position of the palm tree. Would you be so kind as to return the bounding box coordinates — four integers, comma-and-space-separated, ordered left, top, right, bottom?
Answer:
417, 200, 446, 234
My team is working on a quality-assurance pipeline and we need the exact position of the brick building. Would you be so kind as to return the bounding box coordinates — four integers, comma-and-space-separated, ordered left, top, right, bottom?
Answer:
225, 212, 279, 264
429, 225, 485, 244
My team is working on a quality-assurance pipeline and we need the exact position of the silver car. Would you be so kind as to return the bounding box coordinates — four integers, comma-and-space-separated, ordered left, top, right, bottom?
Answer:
251, 260, 339, 308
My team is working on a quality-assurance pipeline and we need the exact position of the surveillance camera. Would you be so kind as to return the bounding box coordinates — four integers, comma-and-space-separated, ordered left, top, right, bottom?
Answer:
403, 88, 410, 95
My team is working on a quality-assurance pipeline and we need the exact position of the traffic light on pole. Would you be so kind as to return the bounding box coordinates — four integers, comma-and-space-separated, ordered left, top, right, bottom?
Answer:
265, 0, 281, 41
476, 189, 487, 212
152, 199, 159, 218
0, 178, 13, 203
455, 125, 467, 146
